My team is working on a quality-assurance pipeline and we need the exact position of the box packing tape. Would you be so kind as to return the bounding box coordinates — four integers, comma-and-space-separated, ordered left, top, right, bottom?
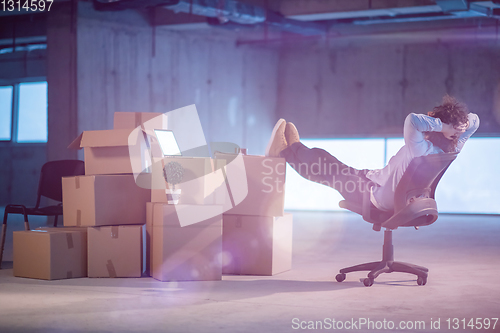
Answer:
106, 260, 117, 278
75, 177, 82, 226
66, 232, 74, 279
135, 113, 141, 127
76, 210, 82, 226
66, 233, 74, 249
111, 226, 119, 239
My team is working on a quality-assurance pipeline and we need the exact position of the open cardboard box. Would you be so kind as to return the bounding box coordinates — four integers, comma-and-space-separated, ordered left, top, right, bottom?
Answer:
68, 129, 144, 175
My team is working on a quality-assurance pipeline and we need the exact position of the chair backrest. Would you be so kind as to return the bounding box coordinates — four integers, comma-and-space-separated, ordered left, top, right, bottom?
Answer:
36, 160, 85, 207
392, 152, 458, 213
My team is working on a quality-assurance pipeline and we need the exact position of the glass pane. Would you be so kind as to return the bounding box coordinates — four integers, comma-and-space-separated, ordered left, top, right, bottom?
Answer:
386, 138, 404, 165
17, 82, 48, 143
0, 86, 13, 140
284, 138, 385, 211
437, 137, 500, 214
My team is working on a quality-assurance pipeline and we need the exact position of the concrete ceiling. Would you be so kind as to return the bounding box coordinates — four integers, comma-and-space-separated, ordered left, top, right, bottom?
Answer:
1, 0, 500, 49
144, 0, 500, 38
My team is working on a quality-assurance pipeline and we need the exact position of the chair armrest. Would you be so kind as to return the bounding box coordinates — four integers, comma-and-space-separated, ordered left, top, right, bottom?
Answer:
362, 189, 383, 231
361, 187, 371, 221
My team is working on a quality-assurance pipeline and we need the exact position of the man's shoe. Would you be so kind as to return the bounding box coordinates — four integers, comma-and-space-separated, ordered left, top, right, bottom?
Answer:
285, 122, 300, 146
265, 119, 287, 157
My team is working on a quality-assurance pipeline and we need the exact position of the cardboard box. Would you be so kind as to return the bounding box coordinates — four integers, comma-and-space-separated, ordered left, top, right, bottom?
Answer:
151, 203, 223, 282
13, 229, 87, 280
150, 157, 226, 205
87, 225, 144, 278
145, 201, 221, 277
62, 174, 150, 227
68, 129, 146, 175
215, 153, 286, 217
222, 213, 293, 276
114, 112, 164, 130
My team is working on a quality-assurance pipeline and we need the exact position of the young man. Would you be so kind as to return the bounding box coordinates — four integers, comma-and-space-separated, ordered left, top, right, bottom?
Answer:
265, 95, 480, 212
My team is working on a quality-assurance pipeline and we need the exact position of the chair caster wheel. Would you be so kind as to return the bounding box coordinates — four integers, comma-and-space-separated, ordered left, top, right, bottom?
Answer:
335, 273, 346, 282
417, 276, 427, 286
363, 278, 374, 287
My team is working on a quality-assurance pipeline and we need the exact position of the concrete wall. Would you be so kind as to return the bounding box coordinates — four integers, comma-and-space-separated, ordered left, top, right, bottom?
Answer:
74, 3, 278, 156
277, 37, 500, 138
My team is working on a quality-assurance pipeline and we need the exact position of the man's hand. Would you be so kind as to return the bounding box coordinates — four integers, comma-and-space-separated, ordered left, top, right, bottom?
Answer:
441, 121, 468, 140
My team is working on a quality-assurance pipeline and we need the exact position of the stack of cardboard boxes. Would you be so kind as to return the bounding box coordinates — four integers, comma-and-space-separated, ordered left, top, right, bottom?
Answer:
216, 153, 293, 276
14, 114, 151, 280
146, 156, 226, 281
13, 110, 293, 281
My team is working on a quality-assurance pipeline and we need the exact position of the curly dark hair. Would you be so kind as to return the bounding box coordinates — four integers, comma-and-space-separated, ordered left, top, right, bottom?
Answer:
425, 95, 469, 153
427, 94, 469, 127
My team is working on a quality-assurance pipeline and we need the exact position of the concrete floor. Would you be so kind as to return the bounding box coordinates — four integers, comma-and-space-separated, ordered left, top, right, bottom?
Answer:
0, 210, 499, 333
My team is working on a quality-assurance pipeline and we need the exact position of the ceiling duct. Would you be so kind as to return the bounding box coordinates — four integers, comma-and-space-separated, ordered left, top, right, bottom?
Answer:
433, 0, 500, 18
165, 0, 266, 24
434, 0, 469, 13
166, 0, 326, 35
93, 0, 180, 11
470, 2, 500, 16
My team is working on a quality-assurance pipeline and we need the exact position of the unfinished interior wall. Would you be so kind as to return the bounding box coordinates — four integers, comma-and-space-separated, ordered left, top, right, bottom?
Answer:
277, 36, 500, 138
74, 2, 278, 157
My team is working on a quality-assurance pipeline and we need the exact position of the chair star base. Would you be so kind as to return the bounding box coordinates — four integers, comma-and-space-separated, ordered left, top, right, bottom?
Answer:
335, 229, 428, 287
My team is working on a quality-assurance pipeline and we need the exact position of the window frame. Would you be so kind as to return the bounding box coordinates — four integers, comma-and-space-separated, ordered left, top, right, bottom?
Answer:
0, 76, 47, 146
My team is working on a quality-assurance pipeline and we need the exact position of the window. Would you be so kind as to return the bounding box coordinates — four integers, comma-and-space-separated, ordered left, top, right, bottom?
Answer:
0, 81, 48, 143
0, 86, 13, 140
284, 137, 500, 214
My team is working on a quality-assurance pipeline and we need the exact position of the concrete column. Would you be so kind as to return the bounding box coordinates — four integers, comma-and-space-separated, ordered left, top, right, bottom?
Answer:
46, 1, 78, 161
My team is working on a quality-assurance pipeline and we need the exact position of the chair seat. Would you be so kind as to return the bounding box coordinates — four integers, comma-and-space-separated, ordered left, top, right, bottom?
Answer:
5, 204, 63, 217
338, 200, 393, 225
381, 198, 438, 230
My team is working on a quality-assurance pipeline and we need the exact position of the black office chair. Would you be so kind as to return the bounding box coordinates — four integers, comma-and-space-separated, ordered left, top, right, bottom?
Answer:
336, 152, 458, 287
0, 159, 85, 269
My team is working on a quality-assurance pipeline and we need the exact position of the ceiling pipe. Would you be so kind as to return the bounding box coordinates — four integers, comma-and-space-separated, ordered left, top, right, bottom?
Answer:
352, 1, 500, 25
